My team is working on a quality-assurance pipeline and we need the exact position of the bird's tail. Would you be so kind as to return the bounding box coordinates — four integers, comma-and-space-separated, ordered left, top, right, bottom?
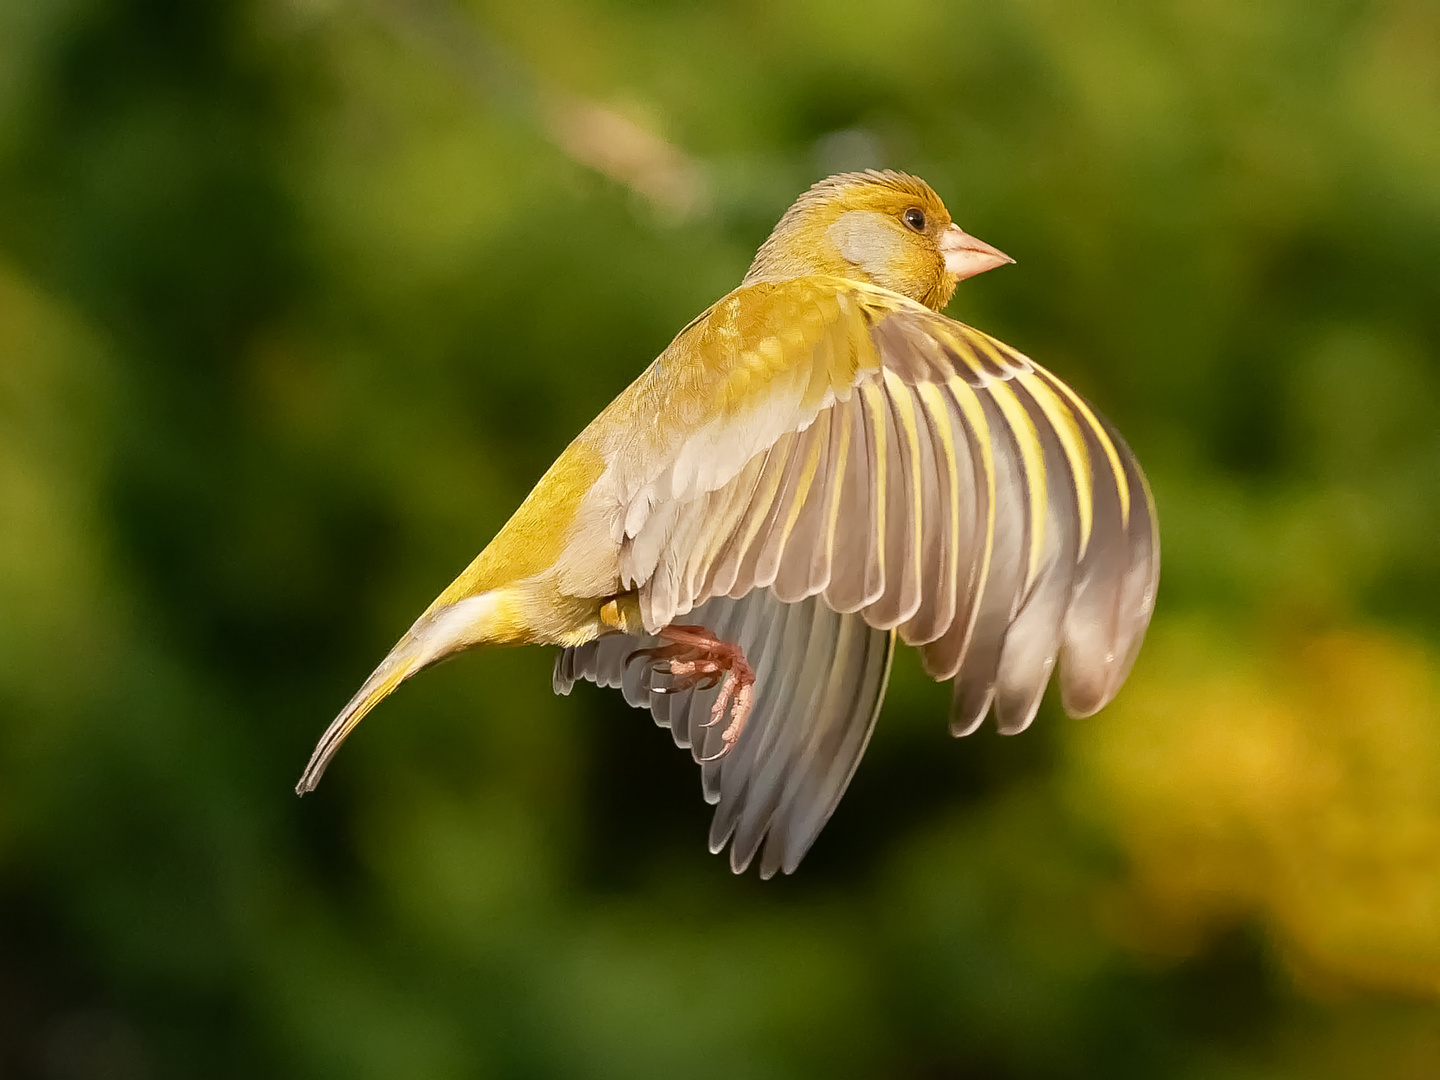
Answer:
295, 590, 518, 794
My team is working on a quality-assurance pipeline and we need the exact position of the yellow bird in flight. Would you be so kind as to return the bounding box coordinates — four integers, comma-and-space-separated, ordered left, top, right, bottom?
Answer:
297, 170, 1159, 879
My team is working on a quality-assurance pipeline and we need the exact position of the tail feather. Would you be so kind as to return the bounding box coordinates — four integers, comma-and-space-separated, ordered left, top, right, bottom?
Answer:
296, 590, 513, 794
295, 634, 427, 794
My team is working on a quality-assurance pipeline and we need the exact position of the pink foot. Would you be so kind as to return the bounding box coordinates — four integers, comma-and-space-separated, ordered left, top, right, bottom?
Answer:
629, 624, 755, 760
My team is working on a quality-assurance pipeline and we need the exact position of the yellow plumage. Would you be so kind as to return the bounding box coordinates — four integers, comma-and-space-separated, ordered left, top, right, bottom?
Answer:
297, 170, 1159, 878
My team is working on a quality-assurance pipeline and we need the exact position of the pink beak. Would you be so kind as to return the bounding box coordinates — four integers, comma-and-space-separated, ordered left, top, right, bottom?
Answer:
939, 224, 1015, 281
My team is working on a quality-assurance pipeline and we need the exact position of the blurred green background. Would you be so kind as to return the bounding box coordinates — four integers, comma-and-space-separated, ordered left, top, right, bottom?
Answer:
2, 0, 1439, 1076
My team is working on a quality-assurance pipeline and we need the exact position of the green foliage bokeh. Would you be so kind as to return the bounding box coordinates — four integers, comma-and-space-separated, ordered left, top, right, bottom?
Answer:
1, 1, 1438, 1077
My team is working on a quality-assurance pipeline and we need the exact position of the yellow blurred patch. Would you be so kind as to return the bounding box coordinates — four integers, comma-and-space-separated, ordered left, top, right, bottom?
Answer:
1069, 617, 1440, 999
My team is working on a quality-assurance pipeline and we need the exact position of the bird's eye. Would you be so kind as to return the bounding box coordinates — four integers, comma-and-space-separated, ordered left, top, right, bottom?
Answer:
903, 207, 927, 232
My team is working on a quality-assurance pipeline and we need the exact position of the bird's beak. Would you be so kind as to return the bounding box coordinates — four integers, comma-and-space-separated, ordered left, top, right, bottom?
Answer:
939, 224, 1015, 281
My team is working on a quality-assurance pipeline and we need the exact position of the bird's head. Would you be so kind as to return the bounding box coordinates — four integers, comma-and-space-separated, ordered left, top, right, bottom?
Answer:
743, 170, 1013, 310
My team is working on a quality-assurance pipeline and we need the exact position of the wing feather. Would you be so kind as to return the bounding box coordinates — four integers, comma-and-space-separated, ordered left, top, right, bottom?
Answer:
804, 402, 853, 599
857, 384, 890, 609
863, 371, 924, 629
753, 421, 826, 591
916, 377, 995, 679
684, 456, 765, 608
713, 597, 812, 863
897, 381, 957, 645
616, 284, 1152, 734
1033, 370, 1159, 717
556, 591, 891, 876
990, 378, 1081, 735
708, 437, 792, 598
821, 395, 878, 612
947, 388, 1032, 735
770, 411, 834, 602
760, 615, 892, 877
572, 276, 1157, 874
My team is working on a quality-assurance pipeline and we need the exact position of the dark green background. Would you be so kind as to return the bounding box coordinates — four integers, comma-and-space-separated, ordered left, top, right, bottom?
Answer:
2, 1, 1439, 1076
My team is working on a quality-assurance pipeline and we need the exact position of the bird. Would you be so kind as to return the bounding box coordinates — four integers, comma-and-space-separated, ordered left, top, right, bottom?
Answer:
296, 170, 1159, 879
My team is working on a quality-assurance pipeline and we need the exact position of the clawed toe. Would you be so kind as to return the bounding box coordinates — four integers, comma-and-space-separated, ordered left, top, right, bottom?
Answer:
628, 623, 756, 763
628, 642, 689, 668
697, 663, 755, 760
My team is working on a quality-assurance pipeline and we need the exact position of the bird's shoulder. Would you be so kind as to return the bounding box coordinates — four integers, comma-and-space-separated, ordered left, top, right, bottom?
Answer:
590, 275, 948, 447
665, 273, 926, 382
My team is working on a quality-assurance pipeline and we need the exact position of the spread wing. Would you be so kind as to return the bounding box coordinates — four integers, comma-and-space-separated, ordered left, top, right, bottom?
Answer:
561, 276, 1157, 874
610, 276, 1158, 734
555, 590, 893, 878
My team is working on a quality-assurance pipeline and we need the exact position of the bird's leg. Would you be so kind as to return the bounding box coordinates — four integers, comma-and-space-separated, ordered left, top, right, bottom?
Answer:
632, 642, 724, 691
629, 624, 755, 759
